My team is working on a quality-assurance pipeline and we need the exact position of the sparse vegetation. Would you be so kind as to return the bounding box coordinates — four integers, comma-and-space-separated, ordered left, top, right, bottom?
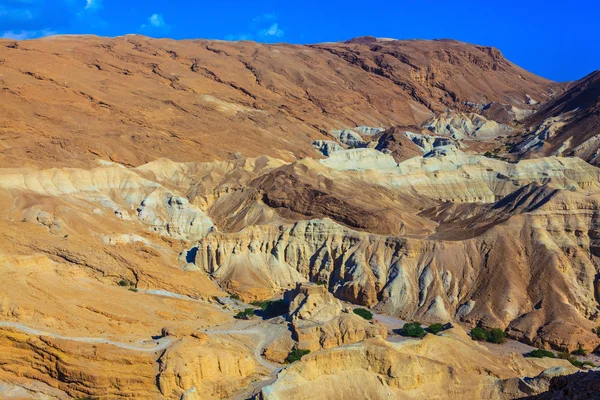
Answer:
572, 347, 588, 356
487, 328, 506, 344
470, 326, 489, 341
234, 308, 255, 320
427, 323, 444, 334
315, 280, 328, 286
230, 293, 241, 301
583, 361, 596, 368
594, 326, 600, 338
525, 349, 556, 359
118, 279, 128, 287
285, 348, 310, 363
470, 326, 506, 344
353, 308, 373, 321
557, 351, 592, 369
401, 322, 426, 338
128, 287, 138, 293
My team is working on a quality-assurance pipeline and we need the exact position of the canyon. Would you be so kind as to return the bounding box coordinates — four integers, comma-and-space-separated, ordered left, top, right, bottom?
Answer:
0, 35, 598, 399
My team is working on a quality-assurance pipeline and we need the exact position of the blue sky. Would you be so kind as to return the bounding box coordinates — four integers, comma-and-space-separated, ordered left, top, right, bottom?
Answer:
0, 0, 598, 82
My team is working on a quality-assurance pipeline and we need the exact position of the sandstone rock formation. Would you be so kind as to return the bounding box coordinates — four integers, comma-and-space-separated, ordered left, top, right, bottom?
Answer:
260, 329, 573, 400
0, 34, 599, 399
285, 283, 386, 351
425, 111, 512, 140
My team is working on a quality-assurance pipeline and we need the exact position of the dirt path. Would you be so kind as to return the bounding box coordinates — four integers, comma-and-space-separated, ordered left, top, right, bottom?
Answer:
0, 321, 173, 352
205, 322, 288, 371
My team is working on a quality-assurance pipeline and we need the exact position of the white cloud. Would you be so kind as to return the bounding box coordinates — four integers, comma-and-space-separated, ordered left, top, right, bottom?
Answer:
1, 29, 56, 40
141, 13, 170, 31
149, 14, 165, 27
259, 23, 284, 38
226, 12, 284, 42
84, 0, 101, 11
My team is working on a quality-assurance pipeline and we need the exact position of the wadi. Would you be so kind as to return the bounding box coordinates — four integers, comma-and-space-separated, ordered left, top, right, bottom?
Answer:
0, 34, 599, 399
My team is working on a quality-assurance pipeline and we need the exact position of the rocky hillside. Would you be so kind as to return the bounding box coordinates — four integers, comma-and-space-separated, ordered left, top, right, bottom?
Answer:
1, 35, 600, 399
0, 35, 558, 168
514, 70, 600, 163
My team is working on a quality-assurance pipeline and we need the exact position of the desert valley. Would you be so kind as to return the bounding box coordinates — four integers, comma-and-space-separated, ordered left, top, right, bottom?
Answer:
0, 34, 599, 399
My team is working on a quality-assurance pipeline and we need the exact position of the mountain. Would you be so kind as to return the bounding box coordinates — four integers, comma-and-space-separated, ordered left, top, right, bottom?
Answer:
0, 35, 598, 400
0, 35, 558, 168
514, 70, 600, 163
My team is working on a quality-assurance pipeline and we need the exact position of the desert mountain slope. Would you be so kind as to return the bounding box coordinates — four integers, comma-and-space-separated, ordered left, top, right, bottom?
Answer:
0, 35, 558, 168
1, 35, 600, 399
515, 70, 600, 163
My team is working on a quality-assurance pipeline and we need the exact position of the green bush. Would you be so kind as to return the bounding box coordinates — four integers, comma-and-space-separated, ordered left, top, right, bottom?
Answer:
230, 293, 240, 301
118, 279, 128, 287
558, 352, 586, 369
285, 348, 310, 363
525, 349, 556, 359
569, 358, 584, 368
427, 323, 444, 334
470, 327, 506, 344
572, 347, 587, 356
353, 308, 373, 321
234, 308, 255, 320
128, 287, 138, 293
594, 326, 600, 338
315, 280, 328, 286
583, 361, 596, 368
401, 322, 426, 338
487, 328, 506, 344
470, 327, 489, 341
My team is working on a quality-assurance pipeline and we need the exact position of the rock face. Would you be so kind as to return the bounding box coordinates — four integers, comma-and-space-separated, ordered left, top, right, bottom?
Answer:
260, 329, 573, 400
425, 111, 512, 140
1, 34, 600, 399
188, 152, 600, 350
285, 283, 386, 351
516, 70, 600, 164
157, 335, 260, 399
520, 370, 600, 400
0, 329, 159, 399
312, 140, 344, 156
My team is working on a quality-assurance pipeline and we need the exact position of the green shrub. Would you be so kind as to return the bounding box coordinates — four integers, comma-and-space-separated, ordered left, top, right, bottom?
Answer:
251, 301, 268, 310
525, 349, 556, 359
487, 328, 506, 344
583, 361, 596, 368
118, 279, 128, 287
595, 326, 600, 338
569, 358, 584, 368
234, 308, 255, 320
572, 347, 587, 356
230, 293, 240, 301
315, 280, 328, 286
401, 322, 426, 338
427, 323, 444, 334
470, 326, 489, 341
128, 287, 138, 293
353, 308, 373, 321
285, 348, 310, 363
558, 352, 586, 369
470, 326, 506, 344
